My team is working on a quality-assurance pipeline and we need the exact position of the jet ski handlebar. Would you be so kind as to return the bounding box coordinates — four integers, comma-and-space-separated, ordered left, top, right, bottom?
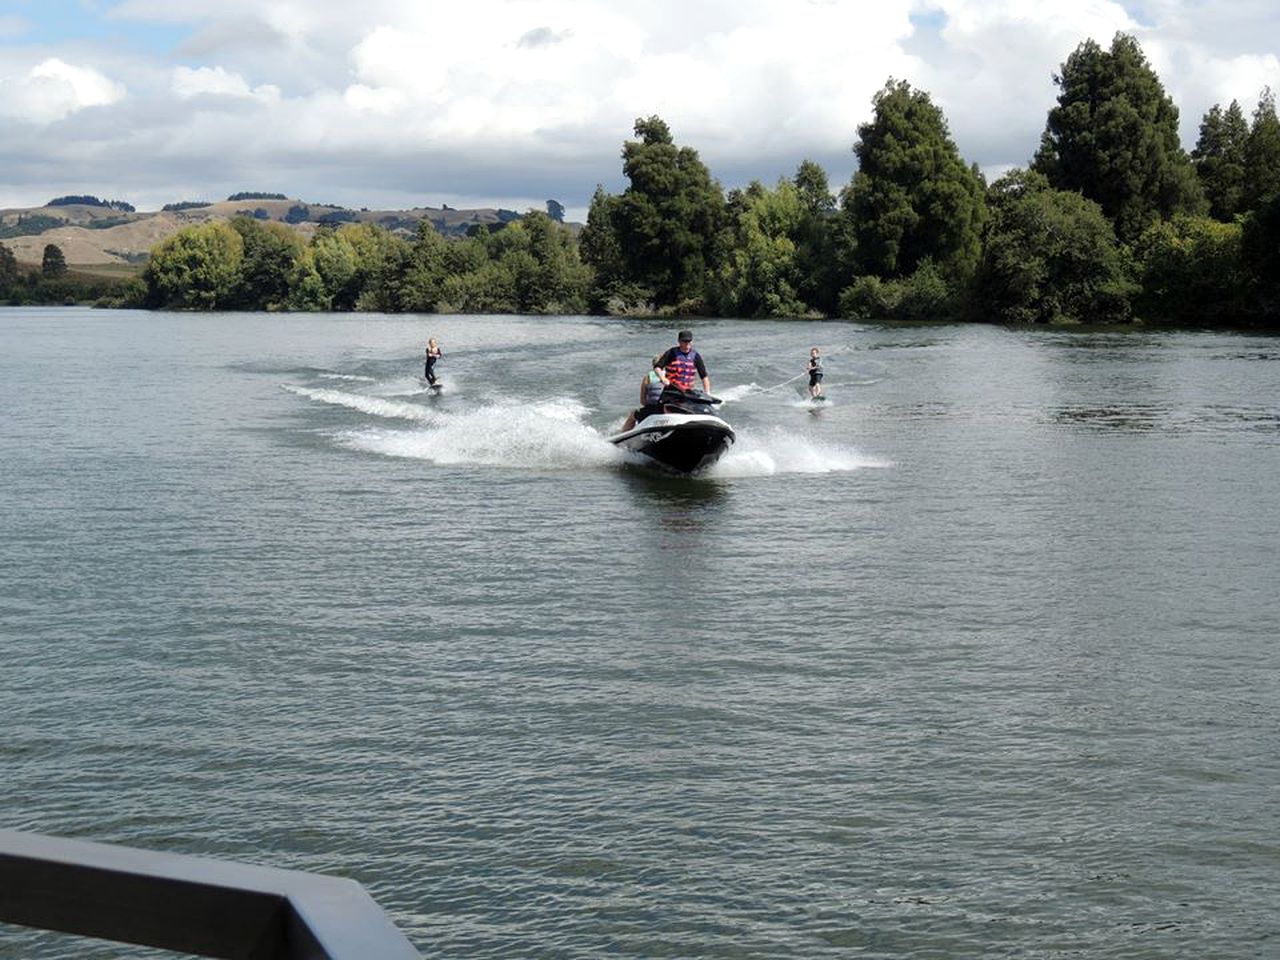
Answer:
659, 385, 722, 406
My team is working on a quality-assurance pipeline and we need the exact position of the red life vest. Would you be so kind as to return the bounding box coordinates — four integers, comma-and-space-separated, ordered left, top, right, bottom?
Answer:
665, 348, 701, 390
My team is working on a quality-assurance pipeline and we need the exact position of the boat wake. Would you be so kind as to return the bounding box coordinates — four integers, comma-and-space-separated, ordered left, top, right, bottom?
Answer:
707, 428, 891, 477
341, 400, 623, 470
284, 380, 883, 476
283, 384, 440, 422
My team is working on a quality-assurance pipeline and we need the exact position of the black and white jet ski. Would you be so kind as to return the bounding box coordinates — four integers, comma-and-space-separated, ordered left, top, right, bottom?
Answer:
608, 385, 735, 473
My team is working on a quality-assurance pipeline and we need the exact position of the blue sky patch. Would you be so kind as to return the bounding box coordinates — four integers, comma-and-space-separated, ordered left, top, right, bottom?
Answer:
6, 0, 188, 55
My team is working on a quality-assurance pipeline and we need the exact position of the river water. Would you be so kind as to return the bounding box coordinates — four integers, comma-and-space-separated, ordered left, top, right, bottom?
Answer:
2, 308, 1278, 958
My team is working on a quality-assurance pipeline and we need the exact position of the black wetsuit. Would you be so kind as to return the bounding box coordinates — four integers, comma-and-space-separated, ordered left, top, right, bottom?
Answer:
808, 356, 823, 387
425, 348, 441, 384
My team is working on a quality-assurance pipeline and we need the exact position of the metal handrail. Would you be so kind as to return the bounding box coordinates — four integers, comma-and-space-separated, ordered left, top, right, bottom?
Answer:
0, 828, 421, 959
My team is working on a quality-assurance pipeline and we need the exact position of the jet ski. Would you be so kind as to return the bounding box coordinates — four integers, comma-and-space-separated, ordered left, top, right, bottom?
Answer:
609, 385, 735, 473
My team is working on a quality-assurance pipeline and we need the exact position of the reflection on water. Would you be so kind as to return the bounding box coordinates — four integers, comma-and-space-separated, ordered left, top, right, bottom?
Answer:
1053, 404, 1280, 435
620, 468, 729, 534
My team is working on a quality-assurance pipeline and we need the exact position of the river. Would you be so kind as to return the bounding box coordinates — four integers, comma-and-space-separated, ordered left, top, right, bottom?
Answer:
2, 307, 1278, 958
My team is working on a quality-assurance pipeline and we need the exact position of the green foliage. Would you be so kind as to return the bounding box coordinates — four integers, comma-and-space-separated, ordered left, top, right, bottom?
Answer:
85, 216, 134, 230
791, 159, 841, 312
42, 244, 67, 278
714, 179, 808, 317
580, 185, 644, 312
975, 169, 1134, 324
398, 222, 451, 312
1193, 101, 1249, 221
47, 196, 134, 211
229, 217, 305, 310
1244, 89, 1280, 210
0, 242, 18, 295
284, 252, 330, 311
1034, 34, 1205, 242
840, 79, 988, 285
143, 221, 244, 309
227, 192, 287, 201
1241, 193, 1280, 320
310, 223, 402, 311
838, 260, 957, 321
0, 214, 67, 239
613, 115, 725, 308
1133, 214, 1247, 324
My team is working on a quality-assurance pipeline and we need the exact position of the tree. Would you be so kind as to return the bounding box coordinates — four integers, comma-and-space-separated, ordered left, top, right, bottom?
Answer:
1241, 193, 1280, 320
1133, 214, 1247, 324
791, 159, 840, 313
579, 185, 633, 312
399, 221, 451, 312
310, 223, 401, 311
472, 210, 589, 313
1244, 88, 1280, 210
714, 179, 808, 317
1193, 101, 1250, 222
229, 217, 304, 309
0, 242, 18, 294
839, 79, 988, 285
42, 243, 67, 278
545, 199, 565, 222
143, 222, 244, 309
613, 115, 725, 309
1033, 34, 1204, 242
974, 169, 1134, 324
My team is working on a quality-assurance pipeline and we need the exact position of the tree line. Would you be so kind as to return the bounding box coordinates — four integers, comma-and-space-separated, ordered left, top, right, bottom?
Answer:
4, 33, 1279, 325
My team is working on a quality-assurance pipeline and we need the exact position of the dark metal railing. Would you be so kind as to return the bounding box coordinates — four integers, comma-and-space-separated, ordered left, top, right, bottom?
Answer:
0, 828, 421, 959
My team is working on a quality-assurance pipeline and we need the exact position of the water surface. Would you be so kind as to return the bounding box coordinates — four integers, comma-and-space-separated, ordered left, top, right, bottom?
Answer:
2, 309, 1278, 958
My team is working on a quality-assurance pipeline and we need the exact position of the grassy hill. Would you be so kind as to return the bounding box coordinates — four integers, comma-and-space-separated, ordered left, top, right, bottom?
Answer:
0, 196, 528, 267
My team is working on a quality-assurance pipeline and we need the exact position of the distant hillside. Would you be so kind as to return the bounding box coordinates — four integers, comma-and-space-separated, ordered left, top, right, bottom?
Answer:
0, 196, 534, 266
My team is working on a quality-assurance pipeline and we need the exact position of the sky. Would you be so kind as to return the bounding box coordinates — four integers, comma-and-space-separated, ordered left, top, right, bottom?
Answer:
1, 0, 1277, 220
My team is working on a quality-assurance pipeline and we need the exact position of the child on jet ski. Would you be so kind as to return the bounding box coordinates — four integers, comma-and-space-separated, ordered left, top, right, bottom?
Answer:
621, 357, 669, 432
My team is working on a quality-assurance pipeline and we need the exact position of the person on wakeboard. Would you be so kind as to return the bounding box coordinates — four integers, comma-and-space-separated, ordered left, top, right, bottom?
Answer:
807, 346, 824, 399
424, 338, 442, 385
654, 329, 711, 395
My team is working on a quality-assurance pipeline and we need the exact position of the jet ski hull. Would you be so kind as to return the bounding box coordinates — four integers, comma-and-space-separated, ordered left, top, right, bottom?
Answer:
609, 414, 735, 473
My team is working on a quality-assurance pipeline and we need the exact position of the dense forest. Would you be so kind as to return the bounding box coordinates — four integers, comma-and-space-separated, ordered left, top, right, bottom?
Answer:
3, 33, 1279, 325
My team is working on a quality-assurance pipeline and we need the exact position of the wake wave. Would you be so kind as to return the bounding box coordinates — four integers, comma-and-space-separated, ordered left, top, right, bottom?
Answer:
709, 428, 890, 478
284, 381, 885, 477
340, 399, 623, 470
282, 385, 439, 422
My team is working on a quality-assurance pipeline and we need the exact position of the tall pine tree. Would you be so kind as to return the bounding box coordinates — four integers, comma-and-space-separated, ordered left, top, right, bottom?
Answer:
1034, 34, 1204, 242
1244, 88, 1280, 210
840, 79, 987, 283
1192, 100, 1249, 221
612, 116, 725, 309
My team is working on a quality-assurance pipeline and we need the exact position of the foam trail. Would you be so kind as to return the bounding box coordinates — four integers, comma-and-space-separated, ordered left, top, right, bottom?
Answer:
716, 383, 759, 402
283, 385, 438, 422
369, 376, 441, 397
340, 399, 625, 470
707, 427, 891, 478
318, 373, 376, 382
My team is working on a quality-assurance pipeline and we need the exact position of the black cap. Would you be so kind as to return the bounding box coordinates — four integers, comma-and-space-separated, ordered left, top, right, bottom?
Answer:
678, 329, 693, 342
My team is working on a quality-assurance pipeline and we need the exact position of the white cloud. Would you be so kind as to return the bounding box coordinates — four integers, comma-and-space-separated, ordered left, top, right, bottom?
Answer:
171, 65, 280, 101
0, 58, 126, 123
3, 1, 1279, 212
